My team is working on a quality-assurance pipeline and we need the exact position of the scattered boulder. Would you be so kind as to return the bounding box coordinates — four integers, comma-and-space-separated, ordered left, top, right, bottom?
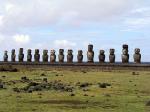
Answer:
43, 78, 48, 82
13, 88, 21, 93
2, 76, 6, 78
13, 80, 74, 93
0, 83, 4, 89
21, 76, 29, 81
70, 93, 75, 96
83, 94, 88, 96
146, 101, 150, 106
83, 88, 90, 92
82, 71, 87, 73
132, 72, 139, 75
40, 73, 46, 76
78, 82, 91, 88
98, 83, 111, 88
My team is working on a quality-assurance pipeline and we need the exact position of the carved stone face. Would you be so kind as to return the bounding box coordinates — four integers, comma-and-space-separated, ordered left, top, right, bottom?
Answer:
19, 48, 23, 54
28, 49, 32, 54
4, 51, 8, 55
43, 50, 48, 55
123, 44, 128, 49
110, 49, 115, 55
12, 49, 15, 54
100, 50, 105, 55
59, 49, 64, 55
122, 49, 128, 55
78, 50, 83, 55
51, 50, 55, 55
68, 50, 73, 55
35, 49, 39, 54
88, 44, 93, 51
135, 48, 140, 54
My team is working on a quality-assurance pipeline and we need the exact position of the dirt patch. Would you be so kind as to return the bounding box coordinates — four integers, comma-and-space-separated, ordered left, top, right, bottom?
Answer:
30, 100, 87, 105
0, 66, 18, 72
26, 100, 117, 109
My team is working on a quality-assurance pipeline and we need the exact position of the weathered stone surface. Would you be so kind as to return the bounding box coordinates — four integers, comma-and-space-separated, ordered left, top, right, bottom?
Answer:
99, 50, 105, 63
34, 49, 40, 62
109, 49, 115, 63
77, 50, 83, 63
50, 50, 56, 63
134, 48, 141, 63
42, 50, 48, 62
122, 44, 129, 63
18, 48, 24, 62
3, 51, 8, 62
67, 49, 73, 63
27, 49, 32, 62
58, 49, 64, 63
87, 44, 94, 63
11, 49, 16, 62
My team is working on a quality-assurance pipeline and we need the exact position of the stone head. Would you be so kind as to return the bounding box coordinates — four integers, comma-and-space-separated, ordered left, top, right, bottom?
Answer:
110, 49, 115, 55
51, 50, 56, 55
122, 49, 128, 55
28, 49, 32, 54
78, 50, 83, 55
68, 49, 73, 55
100, 50, 105, 55
59, 49, 64, 54
135, 48, 140, 54
88, 44, 93, 51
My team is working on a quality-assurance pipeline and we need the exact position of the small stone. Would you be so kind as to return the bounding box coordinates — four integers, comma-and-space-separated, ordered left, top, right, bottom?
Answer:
84, 94, 88, 96
0, 83, 4, 89
43, 78, 48, 82
70, 93, 75, 96
41, 73, 46, 76
146, 101, 150, 106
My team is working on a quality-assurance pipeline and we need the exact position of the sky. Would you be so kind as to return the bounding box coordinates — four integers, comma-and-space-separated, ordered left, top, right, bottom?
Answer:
0, 0, 150, 62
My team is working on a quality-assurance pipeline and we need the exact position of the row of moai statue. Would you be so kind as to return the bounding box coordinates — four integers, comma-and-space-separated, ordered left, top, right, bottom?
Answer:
3, 44, 141, 63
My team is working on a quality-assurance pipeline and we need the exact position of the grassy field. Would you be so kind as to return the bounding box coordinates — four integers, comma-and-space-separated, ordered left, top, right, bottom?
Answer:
0, 69, 150, 112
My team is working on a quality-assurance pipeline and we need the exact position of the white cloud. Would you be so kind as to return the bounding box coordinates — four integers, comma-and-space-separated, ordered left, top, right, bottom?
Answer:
0, 15, 4, 26
122, 6, 150, 30
54, 40, 76, 49
13, 34, 30, 44
5, 3, 15, 12
0, 35, 4, 44
124, 17, 150, 26
131, 7, 150, 14
0, 0, 134, 34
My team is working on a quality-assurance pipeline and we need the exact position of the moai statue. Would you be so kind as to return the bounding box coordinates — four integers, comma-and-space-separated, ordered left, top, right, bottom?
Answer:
18, 48, 24, 62
50, 50, 56, 63
27, 49, 32, 62
3, 51, 8, 62
99, 50, 105, 63
122, 44, 129, 63
133, 48, 141, 63
87, 44, 94, 63
77, 50, 83, 63
67, 49, 73, 63
58, 49, 64, 63
11, 49, 16, 62
42, 50, 48, 62
109, 49, 115, 63
34, 49, 40, 62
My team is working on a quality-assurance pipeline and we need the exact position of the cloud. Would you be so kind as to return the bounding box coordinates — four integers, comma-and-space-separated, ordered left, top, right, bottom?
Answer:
0, 0, 134, 34
122, 6, 150, 30
13, 34, 30, 44
54, 40, 76, 49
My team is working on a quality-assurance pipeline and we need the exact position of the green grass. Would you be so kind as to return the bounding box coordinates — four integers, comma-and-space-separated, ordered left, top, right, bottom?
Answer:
0, 69, 150, 112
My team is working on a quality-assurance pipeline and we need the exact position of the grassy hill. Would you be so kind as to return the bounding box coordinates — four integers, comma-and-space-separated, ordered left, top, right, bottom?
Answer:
0, 69, 150, 112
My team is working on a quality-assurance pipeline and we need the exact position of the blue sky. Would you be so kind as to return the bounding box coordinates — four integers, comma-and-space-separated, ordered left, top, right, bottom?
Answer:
0, 0, 150, 62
